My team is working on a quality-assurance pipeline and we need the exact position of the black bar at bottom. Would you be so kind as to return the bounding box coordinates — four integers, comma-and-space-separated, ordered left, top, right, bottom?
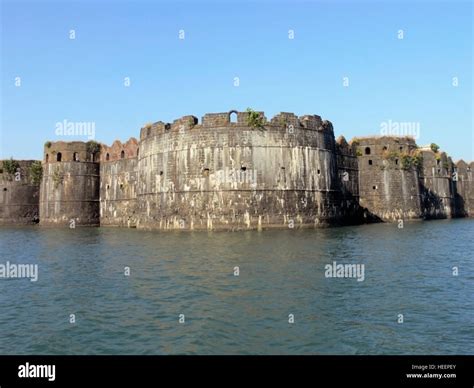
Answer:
0, 355, 472, 386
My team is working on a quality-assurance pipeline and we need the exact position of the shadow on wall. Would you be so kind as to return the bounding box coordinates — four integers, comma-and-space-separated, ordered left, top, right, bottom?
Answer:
418, 179, 469, 220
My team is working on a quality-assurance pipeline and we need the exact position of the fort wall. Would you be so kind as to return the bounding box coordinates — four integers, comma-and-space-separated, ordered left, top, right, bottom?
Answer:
2, 110, 472, 229
418, 149, 455, 219
136, 112, 343, 230
40, 141, 100, 226
100, 138, 139, 227
353, 136, 422, 221
0, 160, 41, 224
454, 160, 474, 216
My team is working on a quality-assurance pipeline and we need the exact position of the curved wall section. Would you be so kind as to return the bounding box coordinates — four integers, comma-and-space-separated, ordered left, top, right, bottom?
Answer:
40, 141, 100, 226
136, 112, 343, 230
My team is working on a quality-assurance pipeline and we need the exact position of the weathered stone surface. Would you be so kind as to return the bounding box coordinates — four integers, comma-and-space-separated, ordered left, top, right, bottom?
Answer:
352, 137, 422, 221
40, 142, 100, 226
0, 160, 40, 224
100, 138, 138, 227
3, 110, 472, 229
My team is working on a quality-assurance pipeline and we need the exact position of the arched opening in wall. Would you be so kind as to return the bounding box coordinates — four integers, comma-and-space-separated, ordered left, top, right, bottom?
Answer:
229, 111, 238, 123
395, 159, 399, 165
106, 153, 110, 161
121, 150, 125, 159
73, 152, 79, 162
368, 160, 373, 165
382, 146, 387, 151
203, 168, 210, 177
56, 152, 62, 162
147, 128, 151, 137
46, 154, 49, 163
365, 147, 371, 155
3, 188, 7, 191
137, 148, 139, 157
317, 169, 321, 175
399, 146, 403, 151
241, 166, 247, 171
436, 159, 440, 166
373, 185, 377, 190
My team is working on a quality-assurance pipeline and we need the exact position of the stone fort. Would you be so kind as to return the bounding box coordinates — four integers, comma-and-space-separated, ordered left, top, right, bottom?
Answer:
1, 110, 473, 229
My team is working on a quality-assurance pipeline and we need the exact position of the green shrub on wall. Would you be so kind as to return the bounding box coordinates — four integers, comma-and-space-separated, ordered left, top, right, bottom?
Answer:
86, 140, 100, 154
30, 161, 43, 185
2, 158, 19, 175
246, 108, 266, 129
430, 143, 440, 153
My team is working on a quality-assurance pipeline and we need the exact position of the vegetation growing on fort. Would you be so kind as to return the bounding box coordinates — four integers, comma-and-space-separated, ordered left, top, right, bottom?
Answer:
44, 141, 52, 148
52, 167, 63, 188
381, 150, 423, 170
430, 143, 440, 153
400, 152, 423, 170
2, 158, 20, 175
29, 161, 43, 185
86, 140, 100, 155
246, 108, 266, 129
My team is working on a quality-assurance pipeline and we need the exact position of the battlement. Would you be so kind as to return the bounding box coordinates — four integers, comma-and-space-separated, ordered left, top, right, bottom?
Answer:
335, 136, 352, 154
454, 160, 474, 174
101, 138, 139, 162
138, 111, 334, 141
43, 141, 101, 163
351, 136, 418, 157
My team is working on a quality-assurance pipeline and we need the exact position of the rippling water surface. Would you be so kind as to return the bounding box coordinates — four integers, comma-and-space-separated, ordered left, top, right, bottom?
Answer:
0, 219, 473, 354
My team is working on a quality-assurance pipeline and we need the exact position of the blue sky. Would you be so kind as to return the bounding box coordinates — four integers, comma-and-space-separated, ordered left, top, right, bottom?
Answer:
1, 0, 472, 161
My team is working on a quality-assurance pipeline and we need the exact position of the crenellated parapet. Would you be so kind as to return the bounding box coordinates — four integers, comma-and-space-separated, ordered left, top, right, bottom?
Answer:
101, 138, 139, 162
139, 111, 336, 143
43, 140, 101, 163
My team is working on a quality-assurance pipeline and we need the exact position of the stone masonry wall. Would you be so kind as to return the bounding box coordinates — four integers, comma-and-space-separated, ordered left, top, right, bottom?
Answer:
100, 139, 139, 227
40, 142, 100, 226
454, 160, 474, 216
0, 160, 40, 224
2, 111, 472, 229
354, 136, 422, 221
136, 112, 344, 230
335, 136, 363, 223
418, 149, 455, 219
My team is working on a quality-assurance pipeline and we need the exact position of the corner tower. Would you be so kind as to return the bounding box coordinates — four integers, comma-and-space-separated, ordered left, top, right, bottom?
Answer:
40, 141, 100, 226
